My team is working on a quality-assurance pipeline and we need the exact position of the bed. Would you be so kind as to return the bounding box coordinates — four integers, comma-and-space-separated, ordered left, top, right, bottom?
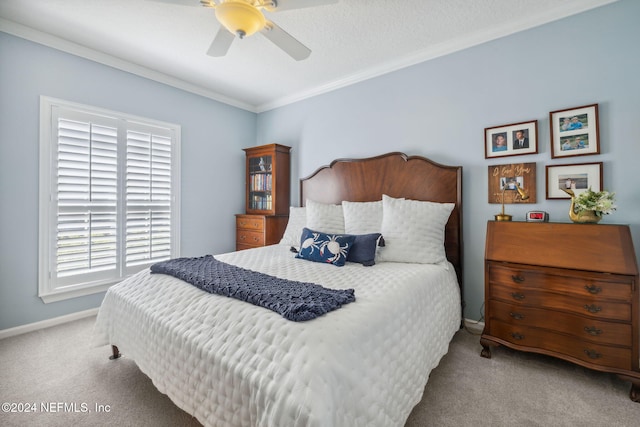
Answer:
93, 152, 463, 427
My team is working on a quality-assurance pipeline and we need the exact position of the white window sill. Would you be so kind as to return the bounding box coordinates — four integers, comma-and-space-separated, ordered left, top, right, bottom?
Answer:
39, 282, 114, 303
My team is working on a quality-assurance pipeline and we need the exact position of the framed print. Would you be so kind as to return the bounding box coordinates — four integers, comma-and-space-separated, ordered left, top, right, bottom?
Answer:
488, 162, 536, 203
485, 120, 538, 158
549, 103, 599, 158
545, 162, 603, 199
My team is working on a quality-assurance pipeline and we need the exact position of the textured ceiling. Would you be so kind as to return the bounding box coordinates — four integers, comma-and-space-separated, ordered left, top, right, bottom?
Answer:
0, 0, 616, 112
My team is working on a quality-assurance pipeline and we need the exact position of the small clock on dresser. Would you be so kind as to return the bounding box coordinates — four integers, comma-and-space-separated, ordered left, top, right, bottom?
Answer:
480, 221, 640, 402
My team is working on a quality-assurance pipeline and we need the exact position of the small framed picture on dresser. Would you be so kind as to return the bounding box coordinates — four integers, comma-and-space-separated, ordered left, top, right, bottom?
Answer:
545, 162, 603, 199
549, 103, 599, 158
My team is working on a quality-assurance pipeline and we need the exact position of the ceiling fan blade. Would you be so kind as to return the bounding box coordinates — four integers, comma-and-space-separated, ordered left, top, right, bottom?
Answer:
261, 0, 338, 12
207, 27, 235, 57
260, 21, 311, 61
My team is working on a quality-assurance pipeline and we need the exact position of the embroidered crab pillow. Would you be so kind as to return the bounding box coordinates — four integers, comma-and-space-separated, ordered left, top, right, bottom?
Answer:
296, 228, 356, 267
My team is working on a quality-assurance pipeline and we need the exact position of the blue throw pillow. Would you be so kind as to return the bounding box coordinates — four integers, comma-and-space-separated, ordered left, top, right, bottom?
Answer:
347, 233, 384, 266
296, 228, 356, 267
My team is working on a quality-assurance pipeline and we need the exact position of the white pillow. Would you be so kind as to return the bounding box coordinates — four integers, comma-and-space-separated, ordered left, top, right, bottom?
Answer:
305, 199, 345, 234
377, 194, 454, 264
279, 206, 307, 249
342, 200, 383, 234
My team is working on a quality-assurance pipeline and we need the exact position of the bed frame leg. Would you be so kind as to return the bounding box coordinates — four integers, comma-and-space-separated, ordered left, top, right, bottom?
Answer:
109, 345, 121, 360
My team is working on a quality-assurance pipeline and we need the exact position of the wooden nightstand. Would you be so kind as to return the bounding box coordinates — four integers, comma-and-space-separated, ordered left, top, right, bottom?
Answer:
235, 214, 288, 251
480, 221, 640, 402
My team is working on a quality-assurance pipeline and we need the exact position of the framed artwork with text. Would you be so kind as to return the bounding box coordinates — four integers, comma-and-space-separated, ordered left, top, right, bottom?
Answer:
488, 162, 537, 204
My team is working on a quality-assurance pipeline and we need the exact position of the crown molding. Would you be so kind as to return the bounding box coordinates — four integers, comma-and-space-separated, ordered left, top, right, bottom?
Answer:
1, 0, 618, 114
0, 18, 257, 113
255, 0, 618, 112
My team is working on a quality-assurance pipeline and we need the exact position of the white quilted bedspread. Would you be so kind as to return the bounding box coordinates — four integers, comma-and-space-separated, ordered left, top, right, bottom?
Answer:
93, 244, 461, 427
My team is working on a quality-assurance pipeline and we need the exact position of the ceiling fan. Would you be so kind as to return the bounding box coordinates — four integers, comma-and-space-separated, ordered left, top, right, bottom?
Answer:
196, 0, 338, 60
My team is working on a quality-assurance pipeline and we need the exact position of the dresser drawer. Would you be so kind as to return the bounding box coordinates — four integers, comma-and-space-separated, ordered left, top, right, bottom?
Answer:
236, 229, 264, 247
236, 216, 265, 231
488, 299, 632, 346
490, 283, 631, 322
236, 243, 257, 252
488, 264, 632, 302
491, 319, 632, 370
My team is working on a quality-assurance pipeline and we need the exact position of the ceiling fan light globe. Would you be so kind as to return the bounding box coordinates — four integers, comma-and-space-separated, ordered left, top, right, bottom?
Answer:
215, 1, 266, 38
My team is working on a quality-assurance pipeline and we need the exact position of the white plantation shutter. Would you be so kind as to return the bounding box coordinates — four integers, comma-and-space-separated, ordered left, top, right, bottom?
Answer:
55, 116, 119, 284
39, 98, 180, 302
125, 127, 173, 269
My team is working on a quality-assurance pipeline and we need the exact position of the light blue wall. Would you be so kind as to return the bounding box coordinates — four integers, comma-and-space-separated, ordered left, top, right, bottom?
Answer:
0, 33, 255, 330
2, 0, 639, 330
256, 0, 640, 321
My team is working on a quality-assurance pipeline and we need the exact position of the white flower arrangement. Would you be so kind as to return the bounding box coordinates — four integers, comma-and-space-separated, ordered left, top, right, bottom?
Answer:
574, 187, 616, 217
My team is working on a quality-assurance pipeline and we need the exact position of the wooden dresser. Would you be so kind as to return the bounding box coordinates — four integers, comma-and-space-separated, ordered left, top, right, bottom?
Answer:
235, 214, 288, 251
480, 221, 640, 402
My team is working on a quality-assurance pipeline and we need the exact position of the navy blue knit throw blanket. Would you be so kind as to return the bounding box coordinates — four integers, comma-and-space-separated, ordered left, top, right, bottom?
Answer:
150, 255, 355, 321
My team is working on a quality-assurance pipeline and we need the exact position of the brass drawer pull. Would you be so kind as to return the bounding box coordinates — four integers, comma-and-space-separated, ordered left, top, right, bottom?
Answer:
511, 275, 525, 283
584, 284, 602, 294
584, 304, 602, 314
509, 312, 524, 320
584, 326, 603, 336
583, 349, 602, 359
511, 292, 525, 301
511, 332, 524, 340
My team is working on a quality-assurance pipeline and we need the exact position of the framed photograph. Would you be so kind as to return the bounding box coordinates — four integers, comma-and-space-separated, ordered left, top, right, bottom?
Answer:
549, 103, 599, 158
545, 162, 603, 199
485, 120, 538, 158
488, 162, 537, 203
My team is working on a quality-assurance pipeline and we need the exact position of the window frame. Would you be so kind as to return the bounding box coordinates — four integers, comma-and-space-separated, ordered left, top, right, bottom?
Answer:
38, 96, 181, 303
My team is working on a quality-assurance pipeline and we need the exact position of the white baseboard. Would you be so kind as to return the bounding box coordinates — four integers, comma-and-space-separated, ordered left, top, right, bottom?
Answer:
0, 308, 99, 340
463, 318, 485, 334
0, 311, 484, 340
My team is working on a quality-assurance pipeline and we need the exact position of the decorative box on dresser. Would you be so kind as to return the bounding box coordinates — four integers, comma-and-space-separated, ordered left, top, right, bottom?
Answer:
236, 144, 291, 251
480, 221, 640, 402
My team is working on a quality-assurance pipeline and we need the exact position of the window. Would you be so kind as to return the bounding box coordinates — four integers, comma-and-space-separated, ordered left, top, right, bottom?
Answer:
39, 97, 180, 303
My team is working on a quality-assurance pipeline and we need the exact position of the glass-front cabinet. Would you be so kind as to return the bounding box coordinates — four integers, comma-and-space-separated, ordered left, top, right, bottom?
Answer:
236, 144, 291, 251
244, 144, 290, 215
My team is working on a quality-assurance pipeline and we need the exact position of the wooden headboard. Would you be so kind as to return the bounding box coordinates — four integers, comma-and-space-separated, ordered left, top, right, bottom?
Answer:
300, 152, 463, 291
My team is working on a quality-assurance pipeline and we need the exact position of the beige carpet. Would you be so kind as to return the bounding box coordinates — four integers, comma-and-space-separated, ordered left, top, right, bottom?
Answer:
1, 316, 639, 426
